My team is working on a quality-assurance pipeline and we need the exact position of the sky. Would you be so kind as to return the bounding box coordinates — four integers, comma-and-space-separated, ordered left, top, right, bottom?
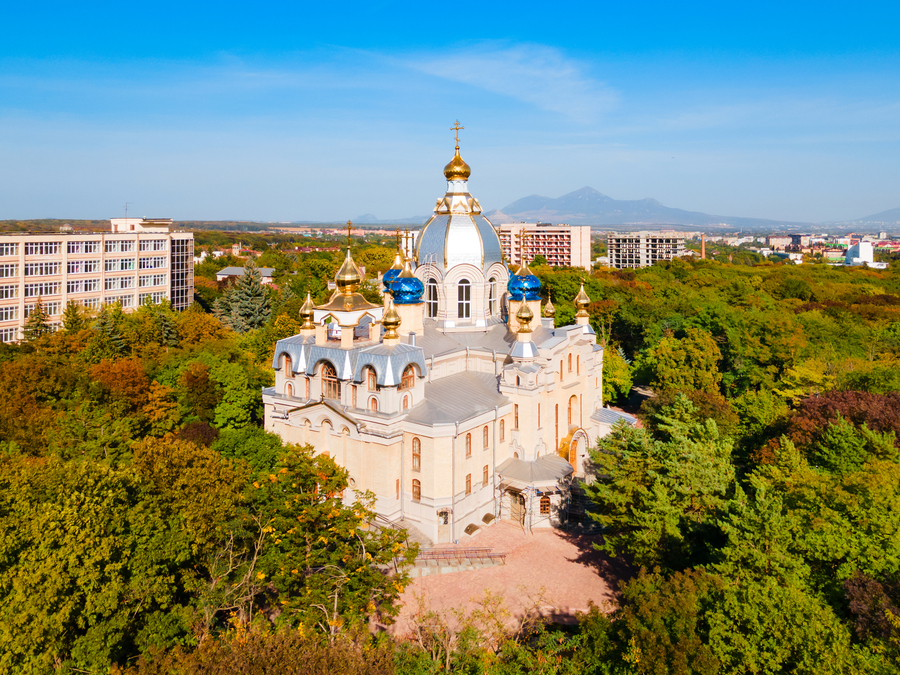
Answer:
1, 1, 898, 224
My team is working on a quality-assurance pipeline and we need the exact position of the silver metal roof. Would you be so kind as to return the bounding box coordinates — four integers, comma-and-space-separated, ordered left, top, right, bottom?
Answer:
496, 455, 574, 485
216, 266, 276, 277
415, 212, 503, 272
405, 371, 509, 426
590, 408, 637, 426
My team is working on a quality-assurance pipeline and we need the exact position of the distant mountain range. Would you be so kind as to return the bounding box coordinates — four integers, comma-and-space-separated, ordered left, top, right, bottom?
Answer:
350, 187, 899, 232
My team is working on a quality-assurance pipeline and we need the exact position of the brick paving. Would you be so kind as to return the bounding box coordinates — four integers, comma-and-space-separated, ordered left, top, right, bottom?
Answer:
391, 520, 623, 635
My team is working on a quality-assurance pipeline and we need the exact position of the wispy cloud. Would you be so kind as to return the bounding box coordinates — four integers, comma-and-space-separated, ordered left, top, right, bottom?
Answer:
401, 44, 617, 123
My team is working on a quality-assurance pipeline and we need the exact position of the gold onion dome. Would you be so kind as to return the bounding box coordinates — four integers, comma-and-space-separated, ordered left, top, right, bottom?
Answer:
543, 293, 556, 318
443, 147, 471, 181
382, 299, 402, 339
574, 281, 591, 316
335, 248, 362, 294
299, 290, 315, 328
516, 300, 534, 333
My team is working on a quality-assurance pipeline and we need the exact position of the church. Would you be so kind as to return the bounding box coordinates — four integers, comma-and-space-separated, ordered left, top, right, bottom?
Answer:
262, 130, 633, 544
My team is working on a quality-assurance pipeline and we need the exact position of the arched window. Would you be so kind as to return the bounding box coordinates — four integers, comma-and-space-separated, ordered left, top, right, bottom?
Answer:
322, 363, 340, 400
465, 473, 472, 495
516, 375, 520, 387
412, 437, 421, 471
483, 425, 489, 449
369, 397, 378, 413
285, 381, 293, 397
559, 360, 564, 378
540, 496, 551, 515
366, 367, 376, 391
426, 279, 438, 318
305, 377, 310, 398
483, 464, 489, 486
283, 354, 293, 377
457, 279, 471, 319
568, 395, 577, 426
412, 479, 421, 501
351, 385, 357, 408
577, 355, 580, 374
568, 353, 573, 372
402, 395, 409, 410
465, 433, 472, 457
400, 365, 415, 390
488, 277, 497, 315
514, 404, 519, 429
500, 419, 505, 441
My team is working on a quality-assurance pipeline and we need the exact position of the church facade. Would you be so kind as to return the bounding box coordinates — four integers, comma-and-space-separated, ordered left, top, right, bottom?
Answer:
262, 135, 631, 543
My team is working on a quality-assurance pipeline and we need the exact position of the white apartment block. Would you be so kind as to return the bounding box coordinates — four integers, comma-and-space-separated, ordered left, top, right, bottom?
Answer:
0, 218, 194, 343
498, 223, 591, 270
606, 231, 686, 269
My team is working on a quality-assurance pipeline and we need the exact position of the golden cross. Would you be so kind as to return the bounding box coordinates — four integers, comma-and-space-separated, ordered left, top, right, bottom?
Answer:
451, 120, 464, 148
346, 220, 353, 248
395, 227, 402, 248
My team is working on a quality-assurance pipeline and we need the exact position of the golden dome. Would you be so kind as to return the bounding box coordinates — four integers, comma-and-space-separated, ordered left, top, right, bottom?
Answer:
543, 292, 556, 318
574, 281, 591, 317
443, 147, 471, 181
335, 248, 362, 294
299, 290, 315, 329
382, 298, 402, 340
516, 300, 534, 333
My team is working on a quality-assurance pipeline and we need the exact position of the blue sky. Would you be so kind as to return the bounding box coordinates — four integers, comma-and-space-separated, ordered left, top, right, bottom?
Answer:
1, 1, 898, 223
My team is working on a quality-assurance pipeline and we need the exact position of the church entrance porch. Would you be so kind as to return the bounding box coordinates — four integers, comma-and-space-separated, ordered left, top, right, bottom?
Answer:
508, 490, 526, 525
496, 455, 574, 531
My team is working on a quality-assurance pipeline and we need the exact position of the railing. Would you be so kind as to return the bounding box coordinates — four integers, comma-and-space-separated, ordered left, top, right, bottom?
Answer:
417, 547, 507, 564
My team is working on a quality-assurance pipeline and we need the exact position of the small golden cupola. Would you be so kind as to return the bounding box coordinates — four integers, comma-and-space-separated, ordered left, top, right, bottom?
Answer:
443, 121, 472, 182
543, 291, 556, 318
574, 281, 591, 326
382, 298, 402, 342
335, 247, 362, 295
516, 300, 534, 334
299, 290, 315, 330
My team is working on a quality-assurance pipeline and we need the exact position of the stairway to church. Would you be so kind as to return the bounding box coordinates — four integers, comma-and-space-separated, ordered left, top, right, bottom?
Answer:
394, 518, 434, 549
409, 546, 507, 578
565, 489, 603, 535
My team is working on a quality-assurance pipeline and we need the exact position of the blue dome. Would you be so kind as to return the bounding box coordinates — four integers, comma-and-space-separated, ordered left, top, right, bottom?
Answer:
393, 274, 425, 304
507, 274, 525, 301
383, 267, 401, 291
522, 274, 541, 301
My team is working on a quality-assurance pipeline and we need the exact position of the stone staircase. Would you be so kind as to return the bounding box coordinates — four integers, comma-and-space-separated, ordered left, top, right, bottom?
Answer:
409, 546, 507, 578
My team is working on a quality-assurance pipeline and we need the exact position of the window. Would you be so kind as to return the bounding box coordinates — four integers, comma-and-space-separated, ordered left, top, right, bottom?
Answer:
105, 240, 135, 253
369, 397, 378, 412
514, 404, 519, 430
0, 243, 18, 257
465, 473, 471, 495
560, 360, 563, 378
305, 377, 310, 398
412, 479, 421, 501
569, 395, 578, 426
24, 282, 60, 297
24, 262, 60, 276
105, 258, 136, 272
25, 242, 60, 256
396, 479, 400, 500
67, 260, 100, 274
0, 285, 17, 300
426, 279, 438, 318
67, 241, 99, 254
457, 279, 471, 319
105, 276, 135, 291
139, 256, 167, 270
79, 297, 100, 310
25, 301, 60, 317
540, 496, 551, 515
412, 437, 421, 471
283, 355, 293, 377
577, 355, 580, 374
400, 365, 415, 390
568, 353, 573, 372
366, 367, 376, 391
138, 291, 166, 305
105, 294, 135, 308
0, 305, 18, 322
139, 239, 167, 251
465, 433, 471, 457
285, 382, 294, 397
139, 273, 167, 287
0, 327, 17, 343
67, 279, 100, 294
403, 395, 409, 410
351, 385, 357, 408
0, 264, 19, 278
483, 426, 489, 449
488, 277, 497, 315
322, 363, 341, 401
483, 465, 489, 487
500, 419, 505, 441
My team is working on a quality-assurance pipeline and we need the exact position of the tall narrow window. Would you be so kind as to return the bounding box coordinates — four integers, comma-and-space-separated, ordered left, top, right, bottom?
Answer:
514, 404, 519, 429
483, 465, 489, 486
369, 397, 378, 412
483, 425, 489, 449
465, 433, 472, 457
457, 279, 471, 319
412, 479, 421, 501
500, 419, 505, 441
465, 473, 472, 495
285, 382, 293, 397
560, 360, 563, 379
396, 479, 400, 499
577, 355, 581, 374
322, 363, 341, 401
352, 385, 357, 408
412, 437, 421, 471
569, 395, 577, 426
403, 395, 409, 410
367, 367, 376, 391
426, 279, 438, 318
400, 365, 415, 390
305, 377, 310, 398
283, 355, 293, 377
488, 277, 497, 315
568, 353, 573, 372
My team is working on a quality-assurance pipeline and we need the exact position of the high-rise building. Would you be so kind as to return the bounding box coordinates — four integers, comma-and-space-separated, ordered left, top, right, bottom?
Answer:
606, 231, 685, 269
498, 223, 591, 270
0, 218, 194, 343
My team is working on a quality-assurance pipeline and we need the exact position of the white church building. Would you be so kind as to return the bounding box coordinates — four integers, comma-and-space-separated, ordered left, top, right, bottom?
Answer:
263, 135, 634, 543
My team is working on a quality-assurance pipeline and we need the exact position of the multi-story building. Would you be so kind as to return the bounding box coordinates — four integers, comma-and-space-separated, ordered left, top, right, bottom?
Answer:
498, 223, 591, 270
606, 231, 685, 269
0, 218, 194, 343
766, 236, 792, 251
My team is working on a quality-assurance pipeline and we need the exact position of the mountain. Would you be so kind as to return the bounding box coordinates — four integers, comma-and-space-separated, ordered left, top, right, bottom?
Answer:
487, 186, 813, 230
850, 207, 900, 225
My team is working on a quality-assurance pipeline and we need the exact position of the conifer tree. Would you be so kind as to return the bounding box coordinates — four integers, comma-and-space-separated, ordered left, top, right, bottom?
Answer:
22, 297, 51, 342
213, 260, 272, 333
61, 301, 86, 333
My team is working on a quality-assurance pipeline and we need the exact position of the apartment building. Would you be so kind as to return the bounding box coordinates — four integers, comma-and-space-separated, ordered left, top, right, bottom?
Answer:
0, 218, 194, 343
606, 231, 686, 269
498, 223, 591, 270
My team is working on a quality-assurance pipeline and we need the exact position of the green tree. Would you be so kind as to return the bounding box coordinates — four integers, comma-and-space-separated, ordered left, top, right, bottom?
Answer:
61, 301, 86, 333
638, 326, 722, 394
22, 297, 51, 341
213, 261, 272, 333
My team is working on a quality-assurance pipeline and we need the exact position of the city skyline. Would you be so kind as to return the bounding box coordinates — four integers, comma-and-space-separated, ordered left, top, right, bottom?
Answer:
1, 1, 898, 223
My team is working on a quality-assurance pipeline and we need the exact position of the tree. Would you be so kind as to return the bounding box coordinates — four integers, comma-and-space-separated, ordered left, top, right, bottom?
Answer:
22, 296, 51, 341
61, 301, 86, 333
638, 326, 722, 395
213, 261, 272, 333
